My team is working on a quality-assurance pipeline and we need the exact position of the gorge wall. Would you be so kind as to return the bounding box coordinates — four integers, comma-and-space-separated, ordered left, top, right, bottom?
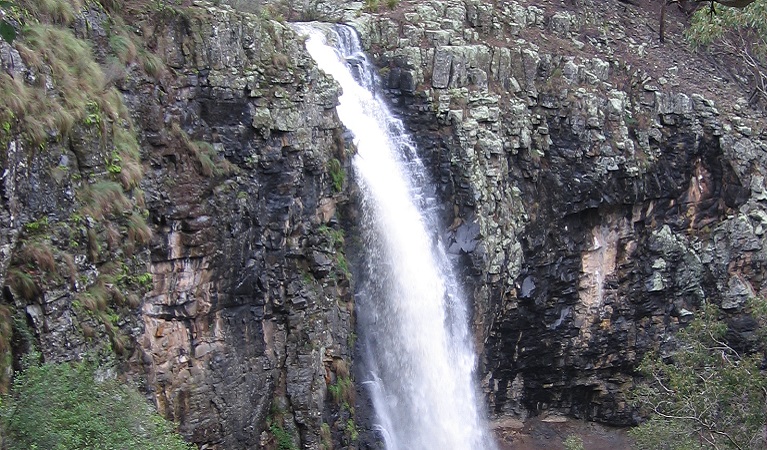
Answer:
1, 2, 356, 448
349, 0, 767, 429
1, 0, 767, 449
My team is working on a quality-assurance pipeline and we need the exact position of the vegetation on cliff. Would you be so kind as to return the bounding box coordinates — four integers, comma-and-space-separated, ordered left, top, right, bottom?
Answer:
686, 0, 767, 104
0, 355, 190, 449
0, 0, 172, 442
0, 0, 161, 381
3, 0, 357, 447
631, 300, 767, 449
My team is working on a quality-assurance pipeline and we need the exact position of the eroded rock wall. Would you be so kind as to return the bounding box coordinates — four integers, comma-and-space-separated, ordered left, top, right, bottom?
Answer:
5, 0, 767, 446
132, 9, 356, 448
352, 0, 767, 426
1, 2, 356, 449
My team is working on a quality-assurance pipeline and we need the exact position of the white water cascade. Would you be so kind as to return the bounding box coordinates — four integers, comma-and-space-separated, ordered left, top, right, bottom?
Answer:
296, 24, 497, 450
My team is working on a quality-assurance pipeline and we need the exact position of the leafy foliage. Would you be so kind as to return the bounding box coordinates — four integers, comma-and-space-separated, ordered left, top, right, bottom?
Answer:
563, 435, 585, 450
328, 375, 355, 405
269, 420, 298, 450
1, 358, 191, 450
687, 1, 767, 47
327, 158, 345, 193
686, 0, 767, 104
630, 302, 767, 449
0, 1, 16, 44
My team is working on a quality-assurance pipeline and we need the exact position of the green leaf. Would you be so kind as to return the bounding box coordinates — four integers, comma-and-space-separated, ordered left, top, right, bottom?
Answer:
0, 20, 15, 44
0, 1, 15, 7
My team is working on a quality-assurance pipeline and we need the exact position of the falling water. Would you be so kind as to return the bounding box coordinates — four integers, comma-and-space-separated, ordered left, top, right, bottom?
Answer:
295, 23, 497, 450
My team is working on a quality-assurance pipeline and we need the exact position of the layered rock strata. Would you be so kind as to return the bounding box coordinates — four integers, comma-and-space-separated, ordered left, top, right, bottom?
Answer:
1, 2, 356, 448
351, 0, 767, 425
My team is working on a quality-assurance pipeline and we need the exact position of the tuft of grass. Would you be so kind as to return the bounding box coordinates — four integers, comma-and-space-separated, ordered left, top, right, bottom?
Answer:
2, 23, 128, 144
78, 281, 109, 312
112, 125, 141, 161
107, 325, 128, 355
24, 24, 105, 108
117, 158, 143, 189
319, 224, 344, 249
81, 181, 131, 221
335, 253, 350, 278
134, 189, 146, 209
0, 304, 12, 393
363, 0, 380, 12
0, 73, 31, 117
126, 292, 141, 308
140, 50, 166, 79
7, 268, 39, 301
332, 358, 350, 378
272, 52, 289, 68
86, 227, 100, 262
126, 212, 152, 245
196, 148, 217, 177
99, 261, 122, 276
25, 0, 83, 25
328, 375, 355, 406
319, 423, 333, 450
345, 418, 358, 442
172, 124, 234, 177
109, 33, 137, 65
327, 158, 344, 192
19, 241, 56, 273
563, 435, 584, 450
105, 223, 121, 250
61, 252, 77, 283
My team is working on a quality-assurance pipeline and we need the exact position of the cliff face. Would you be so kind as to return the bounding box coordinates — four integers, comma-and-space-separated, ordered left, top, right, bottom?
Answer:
2, 0, 767, 448
1, 2, 355, 448
352, 0, 767, 428
133, 10, 358, 448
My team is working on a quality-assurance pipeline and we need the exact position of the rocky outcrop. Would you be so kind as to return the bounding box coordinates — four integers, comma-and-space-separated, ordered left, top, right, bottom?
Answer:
135, 9, 358, 447
1, 2, 356, 448
352, 0, 767, 427
4, 0, 767, 447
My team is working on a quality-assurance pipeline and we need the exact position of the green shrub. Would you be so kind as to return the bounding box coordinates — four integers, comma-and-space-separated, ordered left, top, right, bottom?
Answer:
328, 376, 355, 405
335, 253, 350, 278
563, 434, 584, 450
320, 422, 333, 450
363, 0, 379, 12
318, 224, 344, 248
0, 1, 16, 44
1, 358, 191, 450
327, 158, 345, 192
268, 420, 297, 450
630, 301, 767, 449
23, 217, 48, 233
345, 418, 358, 441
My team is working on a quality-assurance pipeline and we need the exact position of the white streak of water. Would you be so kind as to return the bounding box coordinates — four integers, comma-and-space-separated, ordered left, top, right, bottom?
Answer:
295, 23, 497, 450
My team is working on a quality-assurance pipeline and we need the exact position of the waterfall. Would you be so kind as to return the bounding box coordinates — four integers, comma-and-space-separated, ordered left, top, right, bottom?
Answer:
294, 23, 497, 450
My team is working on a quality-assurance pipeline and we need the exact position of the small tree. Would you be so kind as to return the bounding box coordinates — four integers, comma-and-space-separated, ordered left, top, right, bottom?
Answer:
685, 0, 767, 104
630, 301, 767, 449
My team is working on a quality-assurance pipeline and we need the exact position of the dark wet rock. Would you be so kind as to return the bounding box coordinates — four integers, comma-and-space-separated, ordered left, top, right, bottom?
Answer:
6, 0, 767, 447
354, 0, 767, 429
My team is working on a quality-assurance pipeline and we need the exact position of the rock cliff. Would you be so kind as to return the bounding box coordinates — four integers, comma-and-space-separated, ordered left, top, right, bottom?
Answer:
1, 1, 356, 448
348, 0, 767, 432
1, 0, 767, 449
